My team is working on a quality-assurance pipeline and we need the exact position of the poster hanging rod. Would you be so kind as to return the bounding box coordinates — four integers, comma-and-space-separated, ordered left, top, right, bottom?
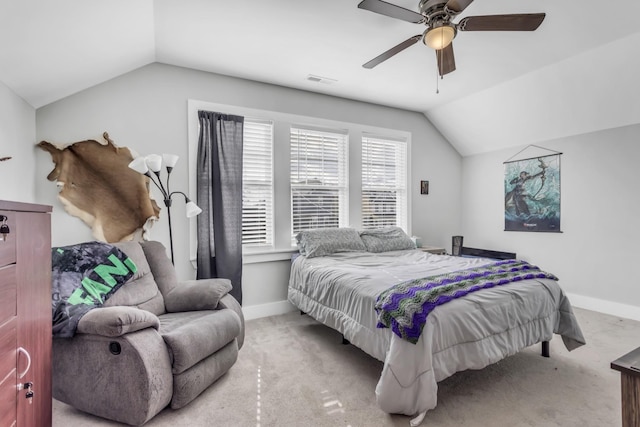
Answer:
503, 144, 563, 164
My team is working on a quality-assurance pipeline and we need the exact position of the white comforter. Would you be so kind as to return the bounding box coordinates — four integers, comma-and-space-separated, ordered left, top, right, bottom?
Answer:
288, 249, 585, 417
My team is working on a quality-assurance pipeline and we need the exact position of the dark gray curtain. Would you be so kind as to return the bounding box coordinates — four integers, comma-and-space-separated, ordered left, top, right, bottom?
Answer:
196, 111, 244, 304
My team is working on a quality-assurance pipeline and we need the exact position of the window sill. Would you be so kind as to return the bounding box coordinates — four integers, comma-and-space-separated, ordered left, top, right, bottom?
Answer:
242, 248, 298, 264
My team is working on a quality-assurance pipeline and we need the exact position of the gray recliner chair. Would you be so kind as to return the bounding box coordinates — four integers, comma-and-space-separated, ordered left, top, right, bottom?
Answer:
52, 241, 244, 426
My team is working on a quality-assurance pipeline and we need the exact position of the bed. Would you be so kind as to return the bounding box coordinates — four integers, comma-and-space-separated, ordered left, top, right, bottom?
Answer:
287, 227, 585, 426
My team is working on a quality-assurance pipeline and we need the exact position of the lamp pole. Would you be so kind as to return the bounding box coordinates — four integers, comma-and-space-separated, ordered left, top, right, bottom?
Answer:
164, 194, 175, 264
162, 191, 193, 264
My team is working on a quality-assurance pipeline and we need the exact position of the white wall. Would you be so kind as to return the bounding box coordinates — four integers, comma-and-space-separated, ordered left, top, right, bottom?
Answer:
0, 81, 37, 203
35, 63, 461, 315
461, 124, 640, 319
426, 32, 640, 157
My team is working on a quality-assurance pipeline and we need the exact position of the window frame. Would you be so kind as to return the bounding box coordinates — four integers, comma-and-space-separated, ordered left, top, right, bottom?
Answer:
290, 125, 349, 243
242, 118, 275, 248
187, 99, 412, 264
361, 133, 408, 231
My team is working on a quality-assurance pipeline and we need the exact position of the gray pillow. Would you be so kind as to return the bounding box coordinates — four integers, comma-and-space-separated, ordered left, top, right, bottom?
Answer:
296, 228, 366, 258
360, 227, 416, 253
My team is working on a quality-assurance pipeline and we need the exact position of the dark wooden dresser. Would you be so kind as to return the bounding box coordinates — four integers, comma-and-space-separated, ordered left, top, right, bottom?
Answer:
0, 201, 52, 427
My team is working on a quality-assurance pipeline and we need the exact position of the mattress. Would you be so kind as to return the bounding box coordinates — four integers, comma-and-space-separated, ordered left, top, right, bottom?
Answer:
287, 249, 585, 418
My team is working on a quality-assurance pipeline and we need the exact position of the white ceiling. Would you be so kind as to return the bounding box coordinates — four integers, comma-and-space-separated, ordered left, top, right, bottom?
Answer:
1, 0, 639, 156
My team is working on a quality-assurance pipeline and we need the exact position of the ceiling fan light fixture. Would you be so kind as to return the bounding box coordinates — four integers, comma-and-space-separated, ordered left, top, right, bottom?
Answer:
424, 24, 456, 50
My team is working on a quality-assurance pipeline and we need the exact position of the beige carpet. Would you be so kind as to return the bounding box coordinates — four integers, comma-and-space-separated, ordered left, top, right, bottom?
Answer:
53, 307, 638, 427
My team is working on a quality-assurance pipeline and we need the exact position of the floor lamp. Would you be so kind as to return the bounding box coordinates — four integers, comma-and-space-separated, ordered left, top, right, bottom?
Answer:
128, 153, 202, 264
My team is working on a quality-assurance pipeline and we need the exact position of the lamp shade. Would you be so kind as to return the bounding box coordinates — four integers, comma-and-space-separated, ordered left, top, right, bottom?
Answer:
145, 154, 163, 173
424, 25, 456, 50
162, 153, 179, 168
185, 201, 203, 218
128, 157, 149, 174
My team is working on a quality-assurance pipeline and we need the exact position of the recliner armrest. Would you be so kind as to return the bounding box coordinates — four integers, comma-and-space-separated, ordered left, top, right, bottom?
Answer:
164, 278, 232, 312
76, 306, 160, 337
217, 293, 245, 349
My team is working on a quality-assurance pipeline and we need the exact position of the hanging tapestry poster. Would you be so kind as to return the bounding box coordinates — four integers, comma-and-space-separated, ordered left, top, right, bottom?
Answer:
504, 154, 561, 232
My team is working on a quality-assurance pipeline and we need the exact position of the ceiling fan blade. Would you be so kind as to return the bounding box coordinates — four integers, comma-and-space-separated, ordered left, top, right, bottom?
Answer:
363, 35, 422, 69
436, 43, 456, 76
358, 0, 425, 24
445, 0, 474, 14
458, 13, 545, 31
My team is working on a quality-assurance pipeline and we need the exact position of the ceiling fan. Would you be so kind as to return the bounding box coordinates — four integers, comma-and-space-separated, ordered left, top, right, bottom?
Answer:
358, 0, 545, 76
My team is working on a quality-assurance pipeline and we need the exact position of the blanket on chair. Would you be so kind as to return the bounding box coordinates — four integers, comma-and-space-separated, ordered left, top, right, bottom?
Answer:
51, 242, 137, 338
375, 259, 558, 344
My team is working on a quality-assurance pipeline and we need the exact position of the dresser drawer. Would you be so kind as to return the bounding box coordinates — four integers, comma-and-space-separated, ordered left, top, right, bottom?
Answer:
0, 364, 17, 427
0, 210, 16, 268
0, 316, 17, 376
0, 265, 17, 327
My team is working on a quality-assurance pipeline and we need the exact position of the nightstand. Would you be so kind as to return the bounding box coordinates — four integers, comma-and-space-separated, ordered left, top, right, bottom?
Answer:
611, 346, 640, 427
419, 245, 447, 255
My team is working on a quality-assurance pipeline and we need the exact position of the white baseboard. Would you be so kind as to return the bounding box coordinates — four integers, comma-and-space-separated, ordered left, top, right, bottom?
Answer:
242, 300, 297, 321
566, 292, 640, 322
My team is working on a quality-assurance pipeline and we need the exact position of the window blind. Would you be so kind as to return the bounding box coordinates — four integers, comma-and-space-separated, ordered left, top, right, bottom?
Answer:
242, 119, 274, 246
361, 134, 407, 230
290, 126, 348, 240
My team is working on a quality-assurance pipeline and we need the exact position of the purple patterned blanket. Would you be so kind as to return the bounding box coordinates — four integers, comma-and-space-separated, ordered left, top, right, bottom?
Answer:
375, 259, 558, 344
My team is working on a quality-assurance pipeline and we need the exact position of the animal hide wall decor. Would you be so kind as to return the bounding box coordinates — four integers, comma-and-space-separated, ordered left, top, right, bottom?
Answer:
38, 132, 160, 242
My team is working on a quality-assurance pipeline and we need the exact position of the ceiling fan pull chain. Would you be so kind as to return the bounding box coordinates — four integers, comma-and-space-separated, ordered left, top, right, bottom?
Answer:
435, 49, 441, 94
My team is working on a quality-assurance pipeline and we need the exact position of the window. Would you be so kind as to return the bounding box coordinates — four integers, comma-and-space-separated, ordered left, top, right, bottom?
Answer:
242, 119, 274, 247
290, 126, 348, 240
188, 99, 411, 260
361, 134, 408, 230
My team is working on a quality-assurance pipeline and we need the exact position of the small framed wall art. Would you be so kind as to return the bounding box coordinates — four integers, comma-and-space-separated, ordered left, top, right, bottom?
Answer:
420, 180, 429, 195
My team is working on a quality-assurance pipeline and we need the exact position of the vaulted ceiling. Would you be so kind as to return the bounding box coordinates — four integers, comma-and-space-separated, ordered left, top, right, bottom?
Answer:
1, 0, 639, 156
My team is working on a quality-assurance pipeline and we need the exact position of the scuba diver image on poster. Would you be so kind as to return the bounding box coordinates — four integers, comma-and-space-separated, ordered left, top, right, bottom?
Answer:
504, 154, 561, 232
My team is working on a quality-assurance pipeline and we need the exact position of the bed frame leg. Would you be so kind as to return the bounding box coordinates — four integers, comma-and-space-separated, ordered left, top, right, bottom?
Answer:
541, 341, 550, 358
342, 335, 350, 345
